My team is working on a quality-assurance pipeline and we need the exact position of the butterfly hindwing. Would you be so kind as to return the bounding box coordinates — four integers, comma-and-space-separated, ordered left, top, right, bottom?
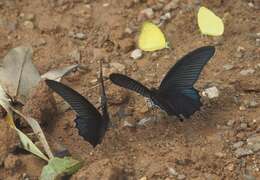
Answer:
45, 79, 103, 147
109, 73, 152, 98
159, 46, 215, 93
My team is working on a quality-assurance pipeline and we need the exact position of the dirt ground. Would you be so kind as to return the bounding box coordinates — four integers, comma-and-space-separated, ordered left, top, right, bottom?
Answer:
0, 0, 260, 179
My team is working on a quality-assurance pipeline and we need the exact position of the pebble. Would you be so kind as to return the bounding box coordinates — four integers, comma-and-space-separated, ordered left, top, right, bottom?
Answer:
23, 20, 34, 29
160, 12, 171, 20
223, 64, 234, 70
168, 167, 178, 176
235, 46, 245, 58
227, 119, 235, 127
177, 174, 186, 180
247, 100, 258, 108
232, 141, 244, 149
139, 8, 154, 19
131, 49, 142, 59
137, 117, 155, 126
240, 123, 248, 130
110, 62, 125, 72
202, 86, 219, 99
69, 31, 86, 40
243, 174, 256, 180
240, 69, 255, 76
123, 120, 134, 128
247, 135, 260, 152
234, 148, 253, 158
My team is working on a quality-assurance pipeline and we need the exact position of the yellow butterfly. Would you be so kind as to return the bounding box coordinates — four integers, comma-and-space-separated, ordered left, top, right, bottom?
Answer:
197, 6, 224, 36
138, 22, 168, 52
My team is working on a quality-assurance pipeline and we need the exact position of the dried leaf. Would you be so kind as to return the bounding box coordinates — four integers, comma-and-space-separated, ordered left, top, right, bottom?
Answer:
0, 46, 41, 103
0, 85, 48, 161
15, 127, 49, 161
41, 64, 79, 81
40, 157, 83, 180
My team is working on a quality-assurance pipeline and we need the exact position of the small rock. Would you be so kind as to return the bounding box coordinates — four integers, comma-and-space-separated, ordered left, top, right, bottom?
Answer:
137, 117, 155, 126
160, 12, 171, 20
123, 120, 134, 128
23, 20, 34, 29
140, 177, 147, 180
240, 69, 255, 76
214, 152, 226, 158
124, 27, 133, 35
69, 49, 81, 61
69, 31, 86, 40
103, 3, 110, 7
75, 32, 86, 40
247, 135, 260, 152
177, 174, 186, 180
248, 100, 258, 108
164, 0, 179, 11
110, 62, 125, 73
256, 39, 260, 46
139, 8, 154, 20
243, 174, 256, 180
202, 86, 219, 99
223, 64, 234, 70
240, 123, 248, 130
234, 148, 253, 158
131, 49, 142, 59
232, 141, 244, 149
168, 167, 178, 176
227, 119, 235, 127
235, 46, 245, 58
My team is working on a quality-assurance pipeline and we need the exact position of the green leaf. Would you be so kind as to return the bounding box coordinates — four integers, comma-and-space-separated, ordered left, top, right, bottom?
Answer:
40, 157, 83, 180
15, 127, 49, 161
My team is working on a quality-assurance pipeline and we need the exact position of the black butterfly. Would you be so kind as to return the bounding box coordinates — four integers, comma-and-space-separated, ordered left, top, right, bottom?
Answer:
109, 46, 215, 119
45, 63, 109, 147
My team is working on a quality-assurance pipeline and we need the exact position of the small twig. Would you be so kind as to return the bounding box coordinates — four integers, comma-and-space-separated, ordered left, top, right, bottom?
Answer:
10, 106, 54, 159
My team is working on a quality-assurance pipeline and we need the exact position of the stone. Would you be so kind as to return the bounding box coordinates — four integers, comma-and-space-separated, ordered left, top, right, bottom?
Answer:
202, 86, 219, 99
240, 69, 255, 76
139, 8, 154, 20
234, 148, 253, 158
223, 64, 234, 70
23, 20, 34, 29
131, 49, 142, 59
168, 167, 178, 176
110, 62, 126, 73
177, 174, 186, 180
232, 141, 244, 149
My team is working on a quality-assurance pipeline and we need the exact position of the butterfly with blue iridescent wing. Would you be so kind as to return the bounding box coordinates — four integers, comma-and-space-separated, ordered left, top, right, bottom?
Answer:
109, 46, 215, 119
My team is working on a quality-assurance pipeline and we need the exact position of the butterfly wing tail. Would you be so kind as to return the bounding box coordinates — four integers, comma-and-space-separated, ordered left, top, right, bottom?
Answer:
109, 73, 152, 98
45, 79, 103, 147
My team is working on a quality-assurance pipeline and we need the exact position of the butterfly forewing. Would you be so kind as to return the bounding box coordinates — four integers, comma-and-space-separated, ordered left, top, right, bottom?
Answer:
45, 79, 103, 147
109, 73, 152, 98
159, 46, 215, 92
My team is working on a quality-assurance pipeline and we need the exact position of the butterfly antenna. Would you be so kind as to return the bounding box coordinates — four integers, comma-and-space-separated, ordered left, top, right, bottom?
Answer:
99, 60, 110, 124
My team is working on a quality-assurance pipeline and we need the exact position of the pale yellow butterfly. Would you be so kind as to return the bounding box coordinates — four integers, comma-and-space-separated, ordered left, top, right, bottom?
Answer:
138, 21, 168, 52
197, 6, 224, 36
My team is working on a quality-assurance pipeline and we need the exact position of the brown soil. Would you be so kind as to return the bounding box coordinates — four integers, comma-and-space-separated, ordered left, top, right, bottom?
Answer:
0, 0, 260, 179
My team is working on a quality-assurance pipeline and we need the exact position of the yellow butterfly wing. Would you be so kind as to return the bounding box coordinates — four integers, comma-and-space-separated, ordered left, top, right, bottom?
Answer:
198, 6, 224, 36
138, 22, 167, 52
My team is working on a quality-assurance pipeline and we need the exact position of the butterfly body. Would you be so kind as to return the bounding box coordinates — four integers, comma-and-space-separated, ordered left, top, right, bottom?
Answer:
110, 46, 215, 119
